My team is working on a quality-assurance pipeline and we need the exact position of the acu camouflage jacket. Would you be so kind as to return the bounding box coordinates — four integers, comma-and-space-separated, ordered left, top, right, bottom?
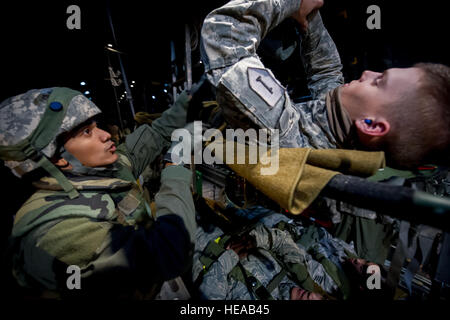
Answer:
10, 91, 196, 297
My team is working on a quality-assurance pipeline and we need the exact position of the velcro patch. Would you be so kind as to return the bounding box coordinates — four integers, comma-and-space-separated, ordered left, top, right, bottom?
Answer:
117, 191, 140, 216
248, 67, 284, 108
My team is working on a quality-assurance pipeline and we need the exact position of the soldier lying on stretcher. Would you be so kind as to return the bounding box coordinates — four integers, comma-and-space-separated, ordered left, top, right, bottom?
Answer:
193, 205, 388, 300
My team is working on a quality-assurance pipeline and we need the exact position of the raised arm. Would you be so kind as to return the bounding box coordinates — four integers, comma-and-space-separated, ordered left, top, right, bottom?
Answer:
299, 12, 344, 98
201, 0, 343, 97
201, 0, 303, 86
201, 0, 343, 148
118, 91, 190, 177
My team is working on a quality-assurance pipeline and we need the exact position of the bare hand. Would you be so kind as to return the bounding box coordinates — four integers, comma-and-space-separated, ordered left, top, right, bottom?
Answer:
226, 234, 256, 259
291, 0, 324, 32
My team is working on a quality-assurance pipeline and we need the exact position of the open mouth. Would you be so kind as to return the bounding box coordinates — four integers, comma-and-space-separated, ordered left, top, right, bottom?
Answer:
106, 142, 116, 152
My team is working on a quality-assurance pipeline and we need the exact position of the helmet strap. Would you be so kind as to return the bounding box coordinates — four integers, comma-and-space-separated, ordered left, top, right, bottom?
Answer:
60, 147, 118, 177
36, 156, 79, 199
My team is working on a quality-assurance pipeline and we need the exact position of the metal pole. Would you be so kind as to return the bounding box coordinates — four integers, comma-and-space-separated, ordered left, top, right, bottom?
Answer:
321, 174, 450, 231
106, 2, 135, 118
170, 40, 178, 100
185, 24, 192, 91
106, 50, 125, 132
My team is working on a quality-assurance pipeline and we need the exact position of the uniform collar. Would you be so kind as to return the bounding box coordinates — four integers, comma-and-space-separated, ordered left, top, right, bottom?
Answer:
325, 86, 357, 148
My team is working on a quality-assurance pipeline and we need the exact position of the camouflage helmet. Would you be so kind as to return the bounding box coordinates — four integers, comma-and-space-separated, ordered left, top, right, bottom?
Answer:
0, 87, 101, 197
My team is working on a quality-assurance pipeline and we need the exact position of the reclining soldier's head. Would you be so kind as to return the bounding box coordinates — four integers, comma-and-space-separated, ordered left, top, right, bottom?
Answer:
340, 62, 450, 168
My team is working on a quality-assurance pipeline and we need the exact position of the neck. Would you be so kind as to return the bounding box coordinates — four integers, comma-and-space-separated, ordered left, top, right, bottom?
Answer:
326, 87, 356, 148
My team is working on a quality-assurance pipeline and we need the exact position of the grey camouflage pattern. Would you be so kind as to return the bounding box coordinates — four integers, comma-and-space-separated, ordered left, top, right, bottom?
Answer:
201, 0, 344, 148
193, 224, 296, 300
193, 211, 358, 299
201, 0, 302, 76
0, 89, 51, 145
0, 87, 101, 176
250, 222, 342, 294
299, 9, 344, 99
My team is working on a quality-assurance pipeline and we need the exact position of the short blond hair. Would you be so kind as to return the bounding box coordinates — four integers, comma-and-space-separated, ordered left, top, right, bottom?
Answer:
384, 63, 450, 168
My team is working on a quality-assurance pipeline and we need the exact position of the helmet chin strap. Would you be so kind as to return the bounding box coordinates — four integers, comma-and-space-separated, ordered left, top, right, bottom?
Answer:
60, 147, 118, 177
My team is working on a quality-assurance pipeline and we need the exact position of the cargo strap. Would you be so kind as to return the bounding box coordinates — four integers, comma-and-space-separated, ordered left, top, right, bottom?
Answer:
275, 221, 351, 299
196, 234, 281, 300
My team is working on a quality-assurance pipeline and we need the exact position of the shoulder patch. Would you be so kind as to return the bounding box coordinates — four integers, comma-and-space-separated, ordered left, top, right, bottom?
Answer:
248, 67, 284, 108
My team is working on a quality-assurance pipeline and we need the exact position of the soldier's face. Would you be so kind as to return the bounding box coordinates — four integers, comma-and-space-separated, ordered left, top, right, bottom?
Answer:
340, 67, 423, 118
290, 287, 323, 300
63, 121, 118, 167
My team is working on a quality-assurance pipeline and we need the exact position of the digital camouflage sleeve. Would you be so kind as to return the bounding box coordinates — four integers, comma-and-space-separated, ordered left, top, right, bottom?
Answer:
201, 0, 344, 148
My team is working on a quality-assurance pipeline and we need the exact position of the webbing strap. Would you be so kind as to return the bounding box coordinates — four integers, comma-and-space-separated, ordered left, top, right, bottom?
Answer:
198, 235, 230, 274
0, 88, 81, 199
37, 156, 79, 199
198, 235, 280, 300
230, 262, 274, 300
386, 221, 410, 288
0, 88, 80, 161
314, 253, 351, 299
0, 138, 36, 161
266, 269, 287, 293
31, 88, 80, 151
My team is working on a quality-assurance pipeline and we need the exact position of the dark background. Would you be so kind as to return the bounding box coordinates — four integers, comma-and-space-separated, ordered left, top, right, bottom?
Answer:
0, 0, 449, 278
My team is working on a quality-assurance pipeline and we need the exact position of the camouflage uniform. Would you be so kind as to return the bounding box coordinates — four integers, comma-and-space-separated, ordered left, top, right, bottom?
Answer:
199, 0, 395, 269
1, 88, 196, 297
193, 223, 300, 300
201, 0, 344, 148
200, 1, 450, 297
249, 207, 358, 298
193, 208, 358, 300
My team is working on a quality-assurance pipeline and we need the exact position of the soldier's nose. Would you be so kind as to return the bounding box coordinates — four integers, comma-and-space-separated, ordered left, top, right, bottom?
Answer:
360, 70, 382, 82
97, 128, 112, 142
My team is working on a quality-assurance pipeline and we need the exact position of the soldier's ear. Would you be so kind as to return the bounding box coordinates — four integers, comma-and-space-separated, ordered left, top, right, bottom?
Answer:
355, 118, 390, 147
355, 118, 390, 137
52, 158, 72, 170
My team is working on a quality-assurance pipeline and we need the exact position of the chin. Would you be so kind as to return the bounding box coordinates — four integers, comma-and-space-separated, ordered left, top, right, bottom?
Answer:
109, 153, 119, 163
100, 154, 119, 166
